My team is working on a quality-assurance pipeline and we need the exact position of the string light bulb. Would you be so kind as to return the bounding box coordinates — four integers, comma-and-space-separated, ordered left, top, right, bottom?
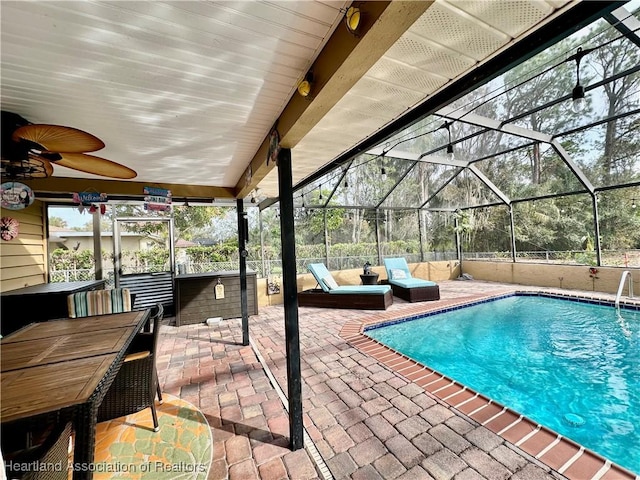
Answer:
632, 198, 637, 209
569, 46, 592, 114
440, 121, 455, 161
446, 143, 455, 161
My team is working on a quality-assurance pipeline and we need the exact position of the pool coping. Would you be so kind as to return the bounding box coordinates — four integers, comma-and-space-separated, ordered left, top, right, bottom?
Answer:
339, 290, 640, 480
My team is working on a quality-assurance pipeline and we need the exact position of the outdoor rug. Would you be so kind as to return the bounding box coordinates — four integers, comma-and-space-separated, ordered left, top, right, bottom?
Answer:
92, 394, 212, 479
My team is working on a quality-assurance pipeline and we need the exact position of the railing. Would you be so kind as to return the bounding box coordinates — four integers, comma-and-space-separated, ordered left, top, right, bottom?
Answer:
464, 249, 640, 267
615, 270, 634, 308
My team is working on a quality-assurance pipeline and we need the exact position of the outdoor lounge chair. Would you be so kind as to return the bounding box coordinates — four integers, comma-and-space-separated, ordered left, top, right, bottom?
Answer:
383, 258, 440, 302
298, 263, 393, 310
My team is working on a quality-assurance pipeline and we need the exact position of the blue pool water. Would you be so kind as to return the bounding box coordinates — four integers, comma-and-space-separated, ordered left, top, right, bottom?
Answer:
366, 294, 640, 474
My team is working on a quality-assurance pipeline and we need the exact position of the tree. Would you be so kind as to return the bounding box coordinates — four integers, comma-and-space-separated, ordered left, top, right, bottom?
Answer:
111, 204, 226, 242
49, 216, 68, 228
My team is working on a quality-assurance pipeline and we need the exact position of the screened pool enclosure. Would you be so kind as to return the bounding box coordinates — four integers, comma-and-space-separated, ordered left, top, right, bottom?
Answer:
256, 3, 639, 274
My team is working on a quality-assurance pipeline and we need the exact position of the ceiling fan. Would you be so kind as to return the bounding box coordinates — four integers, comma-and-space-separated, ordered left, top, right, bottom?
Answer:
1, 111, 137, 180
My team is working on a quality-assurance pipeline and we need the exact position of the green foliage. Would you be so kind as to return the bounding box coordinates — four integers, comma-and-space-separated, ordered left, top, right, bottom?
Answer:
50, 249, 94, 269
49, 216, 68, 228
183, 245, 234, 263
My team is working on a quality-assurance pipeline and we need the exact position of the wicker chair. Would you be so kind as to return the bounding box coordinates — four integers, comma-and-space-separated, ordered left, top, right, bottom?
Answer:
97, 303, 164, 431
4, 420, 73, 480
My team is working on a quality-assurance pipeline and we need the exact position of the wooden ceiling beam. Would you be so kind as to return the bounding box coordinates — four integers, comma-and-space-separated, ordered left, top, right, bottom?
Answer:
234, 1, 434, 199
24, 177, 235, 200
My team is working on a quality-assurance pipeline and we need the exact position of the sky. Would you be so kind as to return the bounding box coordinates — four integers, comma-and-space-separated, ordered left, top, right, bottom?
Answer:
49, 206, 95, 229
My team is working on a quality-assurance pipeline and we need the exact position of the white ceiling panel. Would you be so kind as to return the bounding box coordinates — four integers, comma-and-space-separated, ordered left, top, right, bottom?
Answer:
1, 0, 347, 186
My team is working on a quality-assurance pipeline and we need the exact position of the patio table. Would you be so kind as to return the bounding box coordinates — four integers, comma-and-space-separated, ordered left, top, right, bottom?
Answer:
0, 309, 149, 480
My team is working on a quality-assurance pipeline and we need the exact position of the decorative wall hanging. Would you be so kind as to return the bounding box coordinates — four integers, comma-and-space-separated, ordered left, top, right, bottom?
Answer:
0, 216, 19, 241
73, 190, 108, 214
267, 126, 280, 166
143, 186, 172, 212
0, 181, 34, 210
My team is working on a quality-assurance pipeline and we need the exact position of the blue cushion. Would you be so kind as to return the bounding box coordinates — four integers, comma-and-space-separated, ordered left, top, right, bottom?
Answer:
307, 263, 391, 295
389, 278, 437, 288
308, 263, 333, 292
330, 285, 391, 295
384, 258, 411, 280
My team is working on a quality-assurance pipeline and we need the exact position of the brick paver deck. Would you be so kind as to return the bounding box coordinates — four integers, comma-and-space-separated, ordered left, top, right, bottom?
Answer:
157, 280, 639, 480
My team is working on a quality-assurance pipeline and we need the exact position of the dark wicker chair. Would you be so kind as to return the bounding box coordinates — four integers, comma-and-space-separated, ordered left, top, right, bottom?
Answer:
4, 420, 73, 480
97, 303, 164, 431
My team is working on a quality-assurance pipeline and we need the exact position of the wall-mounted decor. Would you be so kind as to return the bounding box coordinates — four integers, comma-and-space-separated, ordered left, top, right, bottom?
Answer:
73, 191, 108, 215
0, 216, 19, 241
267, 126, 280, 166
0, 181, 34, 210
267, 276, 281, 295
143, 186, 172, 212
73, 191, 108, 204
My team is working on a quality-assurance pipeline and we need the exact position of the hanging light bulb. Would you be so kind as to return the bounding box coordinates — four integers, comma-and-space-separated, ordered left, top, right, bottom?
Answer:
250, 190, 257, 203
381, 166, 387, 181
569, 46, 591, 114
440, 121, 455, 161
632, 198, 637, 209
446, 143, 455, 161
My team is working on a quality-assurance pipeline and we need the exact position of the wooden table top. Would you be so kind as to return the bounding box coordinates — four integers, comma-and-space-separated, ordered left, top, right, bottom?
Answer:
1, 327, 137, 372
0, 354, 118, 423
2, 310, 148, 344
0, 280, 106, 297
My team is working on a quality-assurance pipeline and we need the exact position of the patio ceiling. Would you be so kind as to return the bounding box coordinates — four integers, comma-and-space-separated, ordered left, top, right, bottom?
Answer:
0, 1, 625, 203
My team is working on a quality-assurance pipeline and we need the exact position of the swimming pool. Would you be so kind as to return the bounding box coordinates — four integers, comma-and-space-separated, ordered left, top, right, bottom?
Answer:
365, 294, 640, 475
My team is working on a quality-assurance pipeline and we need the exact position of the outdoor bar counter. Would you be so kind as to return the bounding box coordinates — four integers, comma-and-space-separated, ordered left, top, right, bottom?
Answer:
175, 270, 257, 326
1, 280, 106, 336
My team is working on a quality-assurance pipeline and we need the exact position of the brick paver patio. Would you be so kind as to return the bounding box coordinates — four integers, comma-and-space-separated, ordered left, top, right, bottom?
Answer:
156, 280, 638, 480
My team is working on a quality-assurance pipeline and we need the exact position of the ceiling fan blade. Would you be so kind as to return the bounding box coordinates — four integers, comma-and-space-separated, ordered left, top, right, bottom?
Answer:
56, 153, 137, 179
13, 124, 105, 153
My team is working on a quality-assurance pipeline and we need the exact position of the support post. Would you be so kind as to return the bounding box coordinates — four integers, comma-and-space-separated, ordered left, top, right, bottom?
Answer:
592, 193, 602, 266
259, 208, 266, 279
236, 199, 249, 346
92, 209, 103, 280
324, 209, 330, 268
277, 148, 304, 451
375, 209, 382, 265
454, 214, 462, 268
418, 209, 425, 262
509, 204, 517, 263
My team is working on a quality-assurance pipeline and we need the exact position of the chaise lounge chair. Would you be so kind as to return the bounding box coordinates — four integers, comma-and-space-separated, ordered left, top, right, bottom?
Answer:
383, 258, 440, 302
298, 263, 393, 310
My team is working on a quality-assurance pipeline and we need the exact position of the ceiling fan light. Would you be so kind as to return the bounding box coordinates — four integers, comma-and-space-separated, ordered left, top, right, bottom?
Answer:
345, 6, 361, 34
